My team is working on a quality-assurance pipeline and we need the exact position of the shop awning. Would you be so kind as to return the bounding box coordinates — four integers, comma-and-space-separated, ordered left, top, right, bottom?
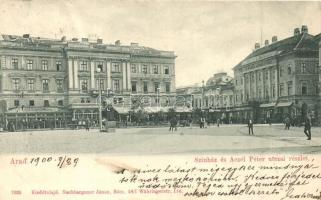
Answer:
6, 107, 61, 113
113, 106, 131, 114
209, 109, 221, 113
232, 107, 252, 111
276, 101, 293, 107
259, 102, 276, 108
175, 107, 192, 113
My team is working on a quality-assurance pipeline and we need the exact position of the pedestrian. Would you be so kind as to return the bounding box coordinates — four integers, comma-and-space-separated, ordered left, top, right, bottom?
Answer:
173, 117, 178, 131
248, 118, 254, 135
169, 118, 174, 131
216, 118, 220, 127
284, 116, 290, 130
85, 118, 90, 131
304, 116, 312, 140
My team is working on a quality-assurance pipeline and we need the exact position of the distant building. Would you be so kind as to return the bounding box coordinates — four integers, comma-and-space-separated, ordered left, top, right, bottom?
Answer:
233, 25, 320, 124
176, 72, 235, 123
0, 34, 176, 130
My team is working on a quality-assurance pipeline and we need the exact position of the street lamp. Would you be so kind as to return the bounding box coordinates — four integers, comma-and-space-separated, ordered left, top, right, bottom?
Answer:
157, 87, 160, 112
96, 68, 103, 131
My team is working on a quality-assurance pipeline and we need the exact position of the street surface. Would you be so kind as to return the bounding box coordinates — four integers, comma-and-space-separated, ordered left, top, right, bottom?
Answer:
0, 124, 320, 154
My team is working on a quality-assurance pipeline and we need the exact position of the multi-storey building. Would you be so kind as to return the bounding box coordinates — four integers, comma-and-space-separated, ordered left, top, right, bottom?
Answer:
0, 34, 176, 130
176, 72, 235, 123
233, 25, 320, 123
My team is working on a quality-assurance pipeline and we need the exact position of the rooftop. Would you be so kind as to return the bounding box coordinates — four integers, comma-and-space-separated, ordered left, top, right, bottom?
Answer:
234, 30, 320, 69
0, 34, 176, 57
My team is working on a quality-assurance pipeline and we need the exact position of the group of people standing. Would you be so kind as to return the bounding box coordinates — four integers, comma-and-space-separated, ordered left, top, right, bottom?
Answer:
248, 116, 312, 140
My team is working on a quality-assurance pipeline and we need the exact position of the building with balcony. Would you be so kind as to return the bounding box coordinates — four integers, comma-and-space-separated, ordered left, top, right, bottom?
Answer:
0, 34, 176, 130
233, 25, 320, 124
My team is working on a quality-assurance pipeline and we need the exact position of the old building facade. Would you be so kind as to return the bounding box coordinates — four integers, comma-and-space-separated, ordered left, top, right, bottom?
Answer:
233, 26, 320, 124
0, 34, 176, 130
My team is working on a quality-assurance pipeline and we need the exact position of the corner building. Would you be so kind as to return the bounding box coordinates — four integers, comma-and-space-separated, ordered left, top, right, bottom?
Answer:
233, 26, 320, 124
0, 35, 176, 130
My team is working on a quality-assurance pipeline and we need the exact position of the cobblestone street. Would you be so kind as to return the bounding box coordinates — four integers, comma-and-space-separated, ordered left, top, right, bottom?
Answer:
1, 124, 320, 154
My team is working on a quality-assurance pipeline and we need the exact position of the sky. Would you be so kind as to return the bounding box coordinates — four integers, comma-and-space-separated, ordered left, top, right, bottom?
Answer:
0, 0, 320, 87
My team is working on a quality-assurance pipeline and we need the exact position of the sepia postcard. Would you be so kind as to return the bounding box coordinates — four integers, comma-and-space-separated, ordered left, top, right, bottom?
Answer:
0, 0, 321, 199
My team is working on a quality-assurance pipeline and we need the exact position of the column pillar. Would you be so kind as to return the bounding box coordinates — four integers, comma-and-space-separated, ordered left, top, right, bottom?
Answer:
248, 73, 251, 100
254, 71, 257, 99
122, 62, 127, 91
127, 62, 131, 92
74, 60, 79, 89
275, 69, 278, 99
242, 74, 245, 102
261, 70, 264, 99
268, 67, 271, 100
90, 61, 95, 89
106, 60, 111, 89
68, 59, 74, 89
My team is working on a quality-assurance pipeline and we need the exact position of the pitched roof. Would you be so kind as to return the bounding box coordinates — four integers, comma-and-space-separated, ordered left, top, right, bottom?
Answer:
234, 33, 319, 69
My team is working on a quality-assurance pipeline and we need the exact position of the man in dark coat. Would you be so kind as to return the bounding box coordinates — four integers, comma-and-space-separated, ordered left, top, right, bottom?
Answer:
304, 116, 312, 140
248, 118, 254, 135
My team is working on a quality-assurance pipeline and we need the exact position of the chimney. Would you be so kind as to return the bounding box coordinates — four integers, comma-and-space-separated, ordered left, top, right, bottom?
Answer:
71, 38, 78, 42
61, 36, 66, 42
115, 40, 121, 46
264, 40, 269, 46
294, 28, 300, 36
301, 25, 308, 34
97, 38, 103, 44
23, 34, 30, 38
254, 43, 260, 49
81, 38, 88, 42
130, 42, 139, 47
272, 36, 278, 43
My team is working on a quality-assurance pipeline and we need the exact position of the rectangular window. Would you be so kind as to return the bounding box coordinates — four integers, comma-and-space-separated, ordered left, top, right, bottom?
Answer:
80, 61, 88, 71
42, 79, 49, 92
131, 64, 137, 73
58, 100, 63, 106
44, 100, 50, 107
56, 61, 62, 71
301, 63, 306, 73
14, 100, 19, 107
143, 81, 148, 93
279, 84, 284, 97
301, 82, 307, 95
287, 81, 293, 96
164, 66, 169, 74
142, 65, 148, 74
12, 78, 20, 90
11, 58, 18, 69
154, 82, 159, 93
272, 85, 275, 98
80, 79, 88, 92
112, 63, 120, 72
96, 79, 105, 90
29, 100, 34, 106
153, 65, 158, 74
97, 61, 103, 72
27, 79, 35, 91
56, 79, 63, 93
27, 60, 33, 70
279, 67, 283, 77
113, 79, 120, 92
41, 60, 48, 71
287, 64, 292, 74
131, 81, 137, 93
165, 82, 170, 93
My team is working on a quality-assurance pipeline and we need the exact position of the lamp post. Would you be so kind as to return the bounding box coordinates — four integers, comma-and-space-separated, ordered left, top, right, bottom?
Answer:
96, 68, 103, 131
157, 87, 160, 112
